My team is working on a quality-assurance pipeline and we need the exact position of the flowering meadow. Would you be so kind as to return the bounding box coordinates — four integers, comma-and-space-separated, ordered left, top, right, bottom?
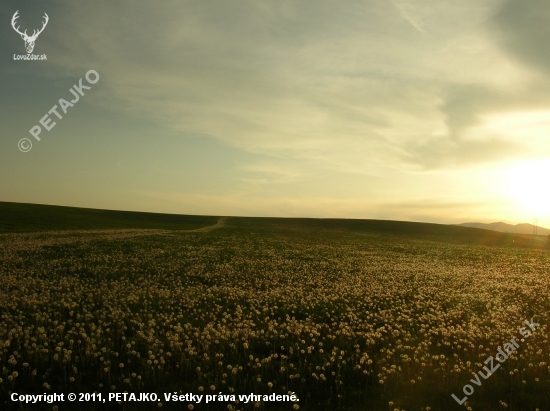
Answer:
1, 218, 549, 410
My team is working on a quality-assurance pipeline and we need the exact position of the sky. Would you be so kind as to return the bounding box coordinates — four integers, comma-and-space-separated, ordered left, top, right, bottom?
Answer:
2, 0, 550, 226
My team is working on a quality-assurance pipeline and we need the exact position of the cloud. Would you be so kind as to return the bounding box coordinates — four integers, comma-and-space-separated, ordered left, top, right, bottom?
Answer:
492, 0, 550, 76
30, 0, 550, 175
403, 135, 526, 170
391, 0, 426, 33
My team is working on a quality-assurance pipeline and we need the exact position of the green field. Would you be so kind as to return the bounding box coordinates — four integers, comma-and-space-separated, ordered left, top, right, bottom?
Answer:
1, 203, 549, 410
0, 202, 218, 233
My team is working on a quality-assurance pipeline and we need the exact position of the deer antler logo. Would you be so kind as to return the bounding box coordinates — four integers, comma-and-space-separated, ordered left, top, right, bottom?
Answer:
11, 10, 49, 54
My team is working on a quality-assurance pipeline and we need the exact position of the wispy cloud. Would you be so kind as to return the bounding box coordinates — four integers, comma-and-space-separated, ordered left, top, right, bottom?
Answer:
43, 0, 546, 173
391, 0, 426, 33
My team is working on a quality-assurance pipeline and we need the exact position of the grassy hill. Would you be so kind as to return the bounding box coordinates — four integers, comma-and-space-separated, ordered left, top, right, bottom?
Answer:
230, 216, 550, 249
1, 201, 549, 249
0, 202, 218, 232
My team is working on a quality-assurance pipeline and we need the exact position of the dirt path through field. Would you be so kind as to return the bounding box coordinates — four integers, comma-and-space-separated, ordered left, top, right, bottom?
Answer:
0, 218, 229, 252
187, 216, 227, 233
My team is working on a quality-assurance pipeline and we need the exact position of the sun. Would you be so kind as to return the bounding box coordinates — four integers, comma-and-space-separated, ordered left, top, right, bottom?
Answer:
506, 159, 550, 218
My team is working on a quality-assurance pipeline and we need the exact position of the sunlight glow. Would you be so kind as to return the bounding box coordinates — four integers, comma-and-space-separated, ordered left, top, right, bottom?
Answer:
506, 159, 550, 219
479, 110, 550, 140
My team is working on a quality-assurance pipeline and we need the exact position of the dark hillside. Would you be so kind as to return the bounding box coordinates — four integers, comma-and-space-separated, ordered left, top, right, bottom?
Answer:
1, 201, 548, 249
0, 201, 217, 233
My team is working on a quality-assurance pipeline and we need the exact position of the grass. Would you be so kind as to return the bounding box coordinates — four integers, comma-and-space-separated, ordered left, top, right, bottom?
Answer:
228, 216, 550, 250
2, 202, 548, 249
1, 202, 550, 411
0, 202, 218, 233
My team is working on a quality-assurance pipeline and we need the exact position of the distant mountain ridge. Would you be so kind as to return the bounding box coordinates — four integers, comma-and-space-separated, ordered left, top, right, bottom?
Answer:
458, 222, 550, 236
